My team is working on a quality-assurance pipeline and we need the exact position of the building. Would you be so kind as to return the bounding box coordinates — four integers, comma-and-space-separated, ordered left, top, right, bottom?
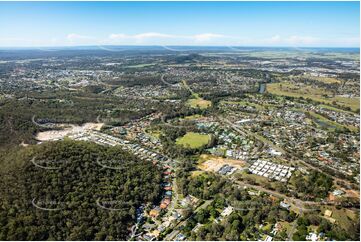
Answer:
221, 206, 234, 217
324, 209, 333, 217
280, 201, 291, 210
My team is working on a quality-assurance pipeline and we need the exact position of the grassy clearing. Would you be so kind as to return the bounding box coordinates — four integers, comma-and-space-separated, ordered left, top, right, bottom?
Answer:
191, 170, 205, 177
221, 100, 266, 110
333, 96, 360, 112
176, 132, 211, 149
260, 222, 273, 233
147, 129, 162, 139
183, 114, 203, 120
186, 98, 212, 109
279, 221, 292, 234
182, 80, 212, 109
236, 170, 270, 185
319, 104, 355, 114
320, 206, 358, 230
301, 75, 342, 84
267, 82, 359, 111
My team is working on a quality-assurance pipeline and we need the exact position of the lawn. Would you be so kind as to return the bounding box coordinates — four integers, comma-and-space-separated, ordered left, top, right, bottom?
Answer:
186, 98, 212, 109
176, 132, 211, 149
147, 129, 162, 139
267, 82, 359, 111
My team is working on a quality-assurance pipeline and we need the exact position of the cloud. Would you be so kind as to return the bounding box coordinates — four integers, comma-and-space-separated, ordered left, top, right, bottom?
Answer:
192, 33, 226, 42
67, 33, 92, 41
109, 32, 175, 41
108, 32, 226, 44
260, 35, 324, 46
134, 32, 175, 39
62, 32, 359, 47
109, 33, 128, 40
269, 35, 281, 43
285, 35, 319, 45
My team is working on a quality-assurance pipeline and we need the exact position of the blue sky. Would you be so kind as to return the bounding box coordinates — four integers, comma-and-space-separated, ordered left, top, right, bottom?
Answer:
0, 1, 359, 47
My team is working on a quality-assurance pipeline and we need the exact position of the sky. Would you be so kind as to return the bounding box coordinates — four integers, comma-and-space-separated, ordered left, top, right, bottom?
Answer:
0, 1, 359, 48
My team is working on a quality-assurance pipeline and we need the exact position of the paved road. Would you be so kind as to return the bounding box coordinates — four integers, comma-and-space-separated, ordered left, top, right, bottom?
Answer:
287, 200, 303, 240
229, 177, 339, 210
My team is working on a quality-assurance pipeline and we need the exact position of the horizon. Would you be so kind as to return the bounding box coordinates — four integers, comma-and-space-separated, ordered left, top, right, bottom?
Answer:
0, 45, 360, 50
0, 1, 359, 48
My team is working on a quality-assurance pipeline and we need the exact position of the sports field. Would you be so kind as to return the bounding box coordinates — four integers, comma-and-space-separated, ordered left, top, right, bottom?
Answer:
176, 132, 211, 148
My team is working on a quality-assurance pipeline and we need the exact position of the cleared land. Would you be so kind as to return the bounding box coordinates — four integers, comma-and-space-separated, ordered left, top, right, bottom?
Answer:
176, 132, 211, 149
36, 122, 103, 141
198, 154, 247, 172
182, 80, 212, 109
186, 98, 212, 109
267, 82, 359, 111
302, 75, 342, 84
320, 206, 358, 230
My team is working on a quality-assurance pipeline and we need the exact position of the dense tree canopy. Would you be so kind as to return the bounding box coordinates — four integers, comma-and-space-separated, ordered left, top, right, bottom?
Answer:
0, 140, 162, 240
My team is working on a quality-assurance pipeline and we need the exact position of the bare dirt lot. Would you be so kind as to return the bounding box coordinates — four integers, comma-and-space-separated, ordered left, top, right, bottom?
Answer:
198, 154, 248, 172
36, 122, 104, 141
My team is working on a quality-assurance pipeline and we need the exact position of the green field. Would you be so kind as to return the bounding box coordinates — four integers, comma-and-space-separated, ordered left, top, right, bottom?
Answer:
319, 104, 355, 114
267, 82, 360, 111
301, 75, 342, 84
176, 132, 211, 149
147, 129, 162, 139
182, 80, 212, 109
183, 114, 204, 120
320, 206, 358, 231
186, 98, 212, 109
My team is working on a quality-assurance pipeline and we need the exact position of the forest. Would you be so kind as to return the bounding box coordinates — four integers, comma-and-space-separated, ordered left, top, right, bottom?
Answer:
0, 140, 162, 240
